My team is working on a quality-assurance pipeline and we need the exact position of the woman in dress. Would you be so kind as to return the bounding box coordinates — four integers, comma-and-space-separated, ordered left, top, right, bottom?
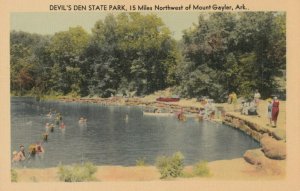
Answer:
271, 96, 280, 127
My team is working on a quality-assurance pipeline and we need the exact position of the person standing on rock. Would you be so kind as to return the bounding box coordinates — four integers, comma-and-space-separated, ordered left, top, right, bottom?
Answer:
271, 96, 280, 127
254, 89, 261, 114
254, 89, 261, 105
267, 99, 273, 126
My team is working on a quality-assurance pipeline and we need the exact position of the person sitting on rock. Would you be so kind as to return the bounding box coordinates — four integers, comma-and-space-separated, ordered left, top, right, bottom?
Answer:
248, 101, 258, 115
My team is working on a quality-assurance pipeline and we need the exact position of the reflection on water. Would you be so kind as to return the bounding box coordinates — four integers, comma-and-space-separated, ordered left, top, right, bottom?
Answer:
11, 97, 259, 168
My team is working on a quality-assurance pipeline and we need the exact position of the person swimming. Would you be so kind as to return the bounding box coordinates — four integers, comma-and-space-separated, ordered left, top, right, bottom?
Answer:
35, 142, 45, 155
12, 145, 26, 163
60, 122, 65, 129
50, 124, 55, 132
54, 113, 60, 125
78, 117, 85, 124
46, 111, 52, 118
11, 151, 19, 163
28, 144, 37, 157
43, 132, 48, 141
45, 123, 50, 132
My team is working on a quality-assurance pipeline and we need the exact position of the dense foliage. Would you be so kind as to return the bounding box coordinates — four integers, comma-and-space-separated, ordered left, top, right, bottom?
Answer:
10, 12, 286, 100
177, 12, 286, 101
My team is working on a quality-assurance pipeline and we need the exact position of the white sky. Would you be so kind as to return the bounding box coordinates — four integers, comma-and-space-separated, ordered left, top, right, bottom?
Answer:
11, 12, 200, 40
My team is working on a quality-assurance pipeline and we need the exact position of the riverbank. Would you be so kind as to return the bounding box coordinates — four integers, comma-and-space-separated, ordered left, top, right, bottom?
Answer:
15, 158, 285, 182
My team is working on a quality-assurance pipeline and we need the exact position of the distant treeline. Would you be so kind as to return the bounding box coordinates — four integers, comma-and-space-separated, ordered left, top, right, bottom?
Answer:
10, 12, 286, 101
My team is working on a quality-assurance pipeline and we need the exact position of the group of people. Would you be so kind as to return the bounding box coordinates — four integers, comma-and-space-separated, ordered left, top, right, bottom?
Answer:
12, 143, 45, 165
198, 99, 217, 120
44, 110, 65, 141
12, 109, 65, 165
239, 89, 280, 128
240, 90, 261, 116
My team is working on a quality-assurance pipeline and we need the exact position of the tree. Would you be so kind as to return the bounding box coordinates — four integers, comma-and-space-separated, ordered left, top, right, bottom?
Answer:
87, 13, 178, 97
177, 12, 286, 101
48, 26, 90, 95
10, 31, 50, 95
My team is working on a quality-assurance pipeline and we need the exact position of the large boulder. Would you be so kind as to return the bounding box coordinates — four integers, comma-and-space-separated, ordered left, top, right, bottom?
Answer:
243, 149, 285, 175
243, 149, 266, 165
260, 134, 286, 160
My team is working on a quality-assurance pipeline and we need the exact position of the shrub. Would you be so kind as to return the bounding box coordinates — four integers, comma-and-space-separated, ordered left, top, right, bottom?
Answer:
58, 162, 97, 182
155, 152, 184, 179
136, 157, 147, 166
11, 169, 18, 182
193, 161, 210, 177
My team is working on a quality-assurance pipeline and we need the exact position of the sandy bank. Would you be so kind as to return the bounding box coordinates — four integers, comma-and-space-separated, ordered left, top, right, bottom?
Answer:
15, 158, 285, 182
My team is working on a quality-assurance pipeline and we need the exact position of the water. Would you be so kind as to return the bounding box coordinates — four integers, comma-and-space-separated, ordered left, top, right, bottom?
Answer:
11, 97, 259, 168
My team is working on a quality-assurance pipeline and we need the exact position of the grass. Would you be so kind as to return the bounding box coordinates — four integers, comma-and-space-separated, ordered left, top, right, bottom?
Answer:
11, 169, 18, 182
193, 161, 210, 177
58, 162, 97, 182
155, 152, 184, 179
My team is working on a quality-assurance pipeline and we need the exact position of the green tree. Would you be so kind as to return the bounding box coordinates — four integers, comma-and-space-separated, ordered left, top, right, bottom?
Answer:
48, 26, 90, 95
177, 12, 286, 100
87, 13, 178, 97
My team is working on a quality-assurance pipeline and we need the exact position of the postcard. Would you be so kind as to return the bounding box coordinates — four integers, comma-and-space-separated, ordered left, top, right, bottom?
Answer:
1, 0, 300, 190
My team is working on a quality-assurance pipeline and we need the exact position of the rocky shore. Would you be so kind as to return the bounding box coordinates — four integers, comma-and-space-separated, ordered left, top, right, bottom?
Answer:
59, 97, 203, 114
223, 109, 286, 176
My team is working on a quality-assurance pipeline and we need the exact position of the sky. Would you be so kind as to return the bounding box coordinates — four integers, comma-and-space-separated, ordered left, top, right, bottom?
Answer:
11, 12, 200, 40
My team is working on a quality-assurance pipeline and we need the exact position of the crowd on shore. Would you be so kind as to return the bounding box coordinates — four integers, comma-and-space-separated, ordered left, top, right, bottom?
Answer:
234, 90, 280, 128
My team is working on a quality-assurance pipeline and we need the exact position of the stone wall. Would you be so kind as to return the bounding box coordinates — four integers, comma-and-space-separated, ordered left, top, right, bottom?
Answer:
223, 113, 285, 141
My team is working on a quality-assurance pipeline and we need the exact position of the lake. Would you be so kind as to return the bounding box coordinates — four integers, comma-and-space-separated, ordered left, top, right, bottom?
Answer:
11, 97, 259, 168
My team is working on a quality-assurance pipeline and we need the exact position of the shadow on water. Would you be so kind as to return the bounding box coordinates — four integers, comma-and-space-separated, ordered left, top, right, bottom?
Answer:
11, 97, 259, 168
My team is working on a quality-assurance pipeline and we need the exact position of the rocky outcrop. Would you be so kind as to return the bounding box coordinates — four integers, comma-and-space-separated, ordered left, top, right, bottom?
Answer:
260, 134, 286, 160
243, 149, 266, 165
223, 114, 266, 142
243, 149, 285, 175
224, 113, 286, 175
223, 114, 285, 141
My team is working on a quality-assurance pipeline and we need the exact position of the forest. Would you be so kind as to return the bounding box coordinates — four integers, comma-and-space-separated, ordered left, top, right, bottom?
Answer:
10, 12, 286, 102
